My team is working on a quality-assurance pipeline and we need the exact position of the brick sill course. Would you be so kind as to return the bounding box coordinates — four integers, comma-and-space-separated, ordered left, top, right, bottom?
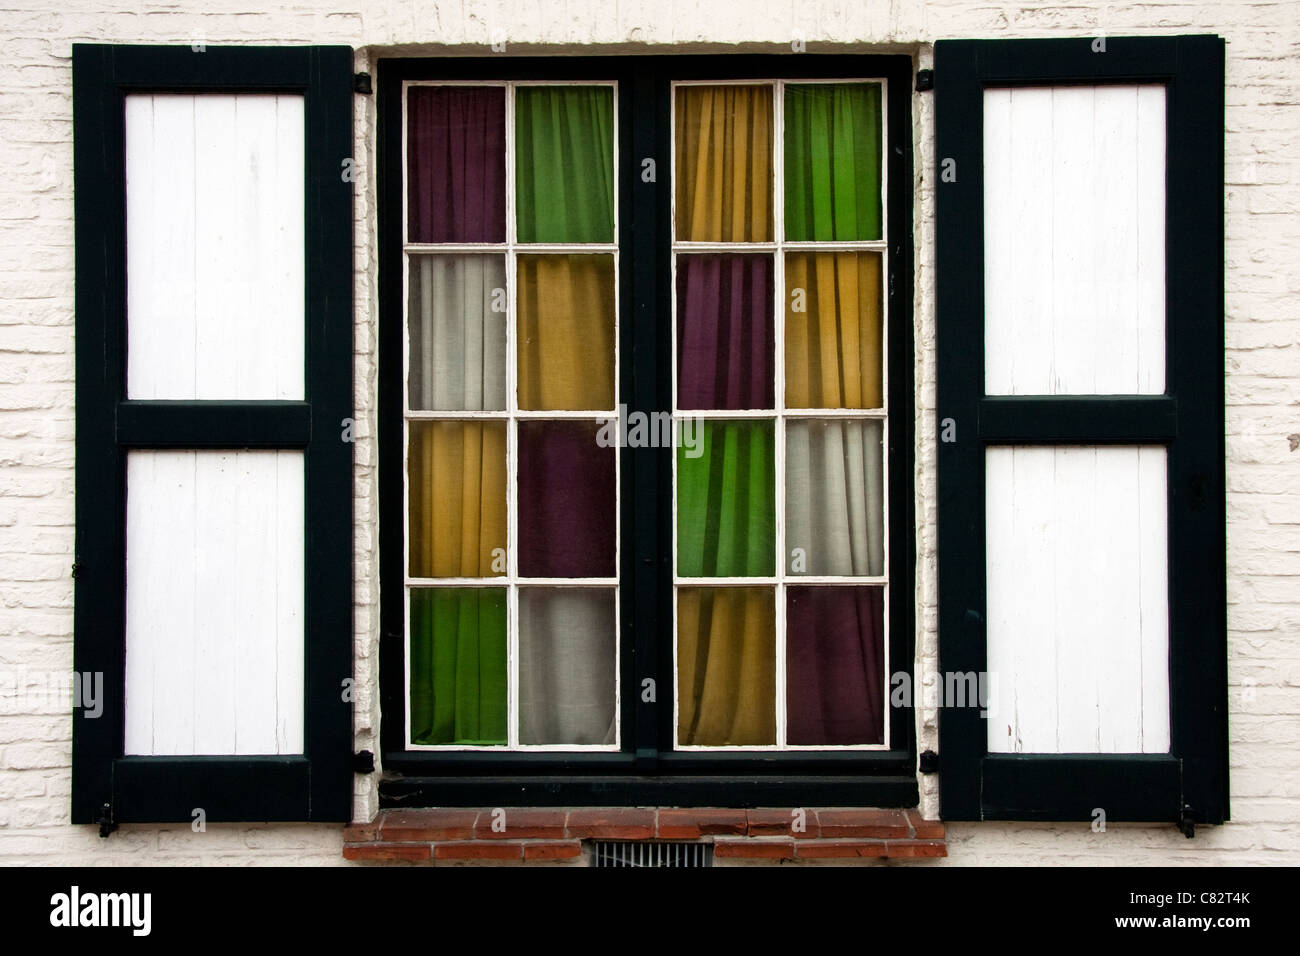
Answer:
343, 808, 945, 863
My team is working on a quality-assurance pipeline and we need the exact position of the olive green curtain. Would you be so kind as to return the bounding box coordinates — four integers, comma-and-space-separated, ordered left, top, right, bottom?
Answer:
676, 421, 775, 577
784, 83, 882, 241
409, 588, 507, 746
515, 86, 614, 243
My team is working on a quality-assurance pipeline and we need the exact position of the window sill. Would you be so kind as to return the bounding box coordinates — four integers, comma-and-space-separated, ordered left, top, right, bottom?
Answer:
342, 808, 946, 864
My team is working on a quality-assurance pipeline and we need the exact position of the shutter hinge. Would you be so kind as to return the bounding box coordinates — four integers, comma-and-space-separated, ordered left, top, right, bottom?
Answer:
353, 72, 372, 95
353, 750, 375, 774
97, 801, 117, 839
1179, 805, 1196, 839
919, 750, 939, 773
915, 69, 934, 92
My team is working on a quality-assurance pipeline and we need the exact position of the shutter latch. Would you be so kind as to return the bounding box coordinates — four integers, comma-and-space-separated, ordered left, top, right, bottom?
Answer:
97, 801, 117, 839
1178, 805, 1196, 839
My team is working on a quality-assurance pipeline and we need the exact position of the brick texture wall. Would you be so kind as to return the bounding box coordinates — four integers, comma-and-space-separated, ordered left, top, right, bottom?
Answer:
0, 0, 1295, 864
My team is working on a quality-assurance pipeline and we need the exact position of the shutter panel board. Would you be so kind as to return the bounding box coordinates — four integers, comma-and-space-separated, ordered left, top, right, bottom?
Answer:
124, 450, 305, 756
125, 93, 305, 401
984, 445, 1169, 755
983, 85, 1166, 396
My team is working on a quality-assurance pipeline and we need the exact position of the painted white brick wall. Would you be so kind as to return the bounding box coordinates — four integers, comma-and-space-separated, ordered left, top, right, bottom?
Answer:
0, 0, 1294, 865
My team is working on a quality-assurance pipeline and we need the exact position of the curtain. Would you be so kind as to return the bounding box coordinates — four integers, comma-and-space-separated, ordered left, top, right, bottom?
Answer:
409, 588, 507, 745
786, 586, 884, 745
519, 588, 616, 745
407, 421, 507, 578
517, 254, 615, 411
786, 419, 884, 576
675, 85, 773, 242
677, 421, 774, 577
676, 254, 773, 409
515, 86, 614, 243
678, 587, 775, 745
784, 83, 883, 241
408, 255, 506, 411
785, 251, 883, 409
517, 421, 616, 578
407, 86, 505, 243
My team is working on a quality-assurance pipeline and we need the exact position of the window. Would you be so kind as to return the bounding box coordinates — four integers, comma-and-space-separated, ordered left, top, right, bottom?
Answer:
670, 80, 889, 750
378, 54, 916, 806
71, 45, 354, 824
400, 80, 621, 751
935, 36, 1227, 825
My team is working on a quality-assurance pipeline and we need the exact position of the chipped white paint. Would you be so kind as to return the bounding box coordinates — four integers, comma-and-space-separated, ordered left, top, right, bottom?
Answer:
125, 93, 305, 400
983, 85, 1166, 396
124, 450, 305, 755
985, 445, 1169, 754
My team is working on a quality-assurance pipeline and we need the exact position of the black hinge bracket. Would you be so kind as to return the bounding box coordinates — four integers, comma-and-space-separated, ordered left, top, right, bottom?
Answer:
1179, 805, 1196, 839
97, 801, 117, 839
354, 72, 372, 95
919, 750, 939, 773
353, 750, 375, 774
915, 69, 934, 92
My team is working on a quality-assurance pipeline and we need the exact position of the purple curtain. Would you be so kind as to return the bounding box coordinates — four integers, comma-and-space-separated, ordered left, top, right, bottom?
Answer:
786, 586, 884, 745
407, 86, 505, 243
677, 255, 774, 409
517, 421, 616, 578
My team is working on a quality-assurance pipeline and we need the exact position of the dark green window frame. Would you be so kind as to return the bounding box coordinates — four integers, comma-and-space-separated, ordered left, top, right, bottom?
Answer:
935, 35, 1227, 826
377, 53, 919, 808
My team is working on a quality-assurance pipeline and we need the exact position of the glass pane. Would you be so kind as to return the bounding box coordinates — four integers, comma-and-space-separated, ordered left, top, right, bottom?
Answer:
519, 587, 616, 745
408, 254, 507, 411
784, 83, 882, 241
677, 421, 775, 577
676, 254, 774, 410
518, 421, 616, 578
407, 86, 506, 243
677, 586, 775, 745
786, 419, 884, 576
408, 421, 507, 578
785, 251, 882, 409
515, 86, 614, 243
786, 586, 884, 745
517, 254, 615, 411
409, 587, 507, 745
674, 85, 773, 242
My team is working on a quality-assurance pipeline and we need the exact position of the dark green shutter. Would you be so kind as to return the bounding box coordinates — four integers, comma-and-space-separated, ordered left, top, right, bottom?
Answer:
936, 36, 1226, 825
72, 45, 354, 824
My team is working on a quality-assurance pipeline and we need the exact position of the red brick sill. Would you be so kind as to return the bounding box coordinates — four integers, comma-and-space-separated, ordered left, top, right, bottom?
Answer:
343, 808, 945, 863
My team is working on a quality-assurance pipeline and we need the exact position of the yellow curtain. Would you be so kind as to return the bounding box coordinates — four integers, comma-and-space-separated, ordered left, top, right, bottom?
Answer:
517, 254, 615, 411
674, 85, 773, 242
677, 587, 775, 745
408, 421, 507, 577
785, 251, 883, 409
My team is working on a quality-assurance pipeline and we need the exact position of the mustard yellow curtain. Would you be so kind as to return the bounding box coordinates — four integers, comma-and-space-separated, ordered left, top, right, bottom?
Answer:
674, 85, 773, 242
408, 420, 507, 578
677, 587, 775, 746
517, 254, 615, 411
784, 251, 883, 409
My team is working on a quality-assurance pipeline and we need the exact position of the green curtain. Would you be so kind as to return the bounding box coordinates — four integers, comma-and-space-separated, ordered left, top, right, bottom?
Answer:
784, 83, 882, 241
515, 86, 614, 243
409, 588, 507, 745
677, 421, 775, 577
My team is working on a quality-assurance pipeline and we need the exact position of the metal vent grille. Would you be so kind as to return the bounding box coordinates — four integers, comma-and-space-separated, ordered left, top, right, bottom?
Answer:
592, 841, 713, 868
